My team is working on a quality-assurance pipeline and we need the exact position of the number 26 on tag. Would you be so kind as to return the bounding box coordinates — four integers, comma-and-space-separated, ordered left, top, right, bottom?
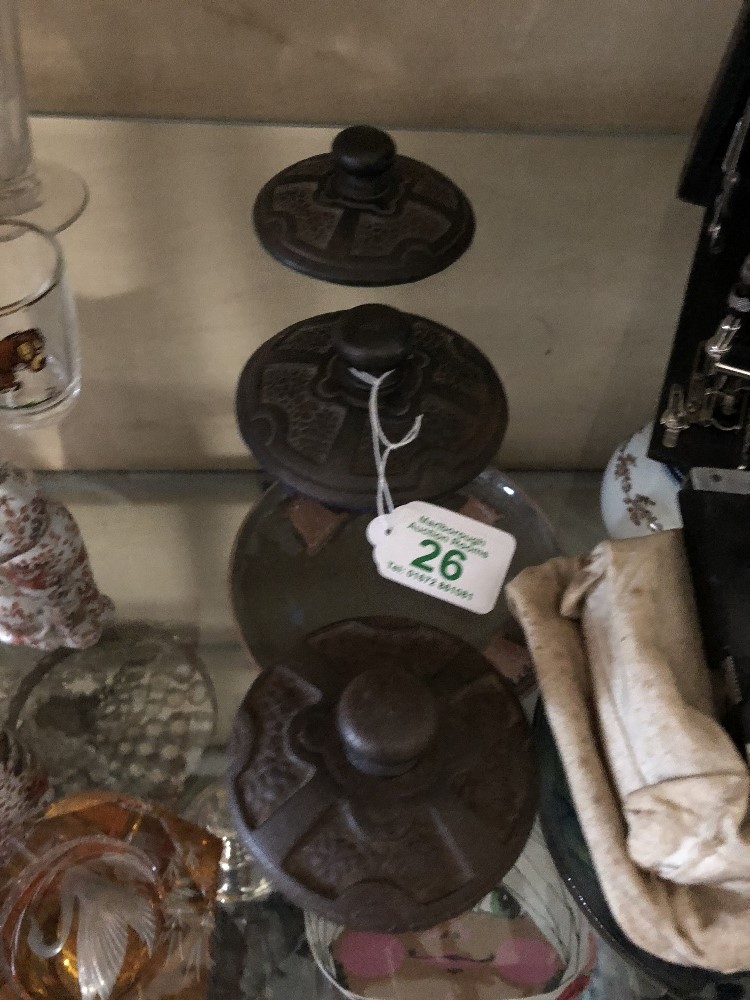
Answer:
367, 500, 516, 615
411, 540, 466, 580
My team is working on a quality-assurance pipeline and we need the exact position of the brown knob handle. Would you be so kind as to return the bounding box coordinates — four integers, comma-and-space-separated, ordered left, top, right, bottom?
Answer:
333, 126, 396, 176
331, 126, 397, 199
335, 304, 412, 377
336, 667, 438, 777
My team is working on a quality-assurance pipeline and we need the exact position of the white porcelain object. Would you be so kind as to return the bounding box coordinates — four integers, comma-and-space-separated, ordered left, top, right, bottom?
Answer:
0, 463, 113, 649
600, 423, 683, 539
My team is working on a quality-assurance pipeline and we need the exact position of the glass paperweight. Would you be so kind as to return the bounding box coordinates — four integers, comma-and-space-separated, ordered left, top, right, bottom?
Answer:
0, 729, 49, 862
0, 792, 221, 1000
183, 781, 273, 907
0, 0, 87, 233
0, 220, 81, 428
8, 623, 217, 806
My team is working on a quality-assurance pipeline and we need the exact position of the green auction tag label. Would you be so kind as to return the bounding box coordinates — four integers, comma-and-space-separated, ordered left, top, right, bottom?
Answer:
366, 501, 516, 615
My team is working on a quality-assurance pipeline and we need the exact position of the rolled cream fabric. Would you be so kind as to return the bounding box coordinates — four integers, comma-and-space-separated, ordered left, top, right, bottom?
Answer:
506, 530, 750, 973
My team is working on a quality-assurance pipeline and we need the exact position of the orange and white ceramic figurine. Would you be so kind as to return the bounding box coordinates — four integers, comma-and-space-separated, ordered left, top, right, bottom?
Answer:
0, 463, 113, 649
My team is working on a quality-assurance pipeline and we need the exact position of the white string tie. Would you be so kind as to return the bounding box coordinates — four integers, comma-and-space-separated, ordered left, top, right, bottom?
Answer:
349, 367, 423, 518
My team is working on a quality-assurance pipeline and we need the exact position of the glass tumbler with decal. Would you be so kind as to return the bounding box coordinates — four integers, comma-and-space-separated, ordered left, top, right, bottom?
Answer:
0, 219, 81, 428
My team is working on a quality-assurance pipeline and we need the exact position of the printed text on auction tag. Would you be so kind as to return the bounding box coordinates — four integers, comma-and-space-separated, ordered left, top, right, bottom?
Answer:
366, 501, 516, 615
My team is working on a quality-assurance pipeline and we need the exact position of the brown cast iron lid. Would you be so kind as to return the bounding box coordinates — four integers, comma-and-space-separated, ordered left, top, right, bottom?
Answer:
235, 303, 507, 509
227, 617, 537, 932
253, 125, 475, 286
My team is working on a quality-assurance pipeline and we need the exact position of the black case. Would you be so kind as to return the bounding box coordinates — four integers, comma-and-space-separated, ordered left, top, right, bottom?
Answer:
649, 3, 750, 471
679, 470, 750, 757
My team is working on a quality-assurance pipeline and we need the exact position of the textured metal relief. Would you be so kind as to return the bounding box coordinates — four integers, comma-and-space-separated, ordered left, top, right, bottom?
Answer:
271, 183, 343, 251
349, 414, 422, 479
284, 802, 471, 904
418, 395, 471, 454
284, 156, 331, 179
307, 619, 455, 683
317, 172, 408, 215
237, 305, 506, 507
345, 391, 472, 485
233, 668, 319, 830
412, 320, 490, 404
259, 363, 347, 465
445, 676, 533, 828
253, 126, 475, 286
350, 203, 450, 257
274, 321, 335, 356
229, 617, 537, 932
411, 169, 460, 211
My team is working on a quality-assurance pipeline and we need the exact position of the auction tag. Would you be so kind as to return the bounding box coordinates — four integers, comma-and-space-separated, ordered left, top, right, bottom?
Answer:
366, 501, 516, 615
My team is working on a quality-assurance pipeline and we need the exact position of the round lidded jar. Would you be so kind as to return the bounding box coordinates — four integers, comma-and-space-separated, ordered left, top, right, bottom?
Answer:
231, 468, 559, 679
232, 303, 559, 679
235, 303, 507, 510
253, 125, 475, 286
227, 616, 538, 933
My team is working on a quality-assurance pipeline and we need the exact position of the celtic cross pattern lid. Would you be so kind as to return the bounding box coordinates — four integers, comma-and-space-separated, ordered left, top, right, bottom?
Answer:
235, 304, 508, 509
227, 617, 538, 932
253, 125, 476, 285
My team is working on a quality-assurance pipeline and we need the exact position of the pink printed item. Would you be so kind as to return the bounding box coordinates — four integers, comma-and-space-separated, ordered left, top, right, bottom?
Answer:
0, 464, 114, 650
331, 916, 565, 1000
307, 824, 595, 1000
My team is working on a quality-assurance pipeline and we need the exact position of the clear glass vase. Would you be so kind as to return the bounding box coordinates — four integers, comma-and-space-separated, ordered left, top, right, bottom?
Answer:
0, 0, 86, 232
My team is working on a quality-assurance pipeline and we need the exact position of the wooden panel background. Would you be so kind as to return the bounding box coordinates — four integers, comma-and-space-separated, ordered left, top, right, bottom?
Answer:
23, 0, 740, 131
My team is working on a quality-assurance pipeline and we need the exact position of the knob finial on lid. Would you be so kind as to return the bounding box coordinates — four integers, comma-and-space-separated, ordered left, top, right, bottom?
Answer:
335, 304, 412, 376
336, 667, 438, 776
332, 126, 396, 178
